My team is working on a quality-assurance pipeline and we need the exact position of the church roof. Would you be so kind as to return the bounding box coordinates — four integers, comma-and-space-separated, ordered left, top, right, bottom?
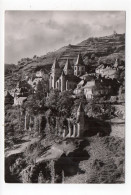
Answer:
65, 75, 81, 83
61, 70, 65, 77
77, 102, 84, 112
64, 59, 72, 70
52, 58, 60, 69
75, 53, 85, 66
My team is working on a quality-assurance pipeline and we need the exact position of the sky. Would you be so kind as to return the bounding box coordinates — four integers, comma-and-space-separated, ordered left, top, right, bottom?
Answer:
5, 11, 125, 64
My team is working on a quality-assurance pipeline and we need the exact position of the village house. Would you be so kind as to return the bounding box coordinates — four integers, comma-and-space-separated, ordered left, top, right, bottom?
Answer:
74, 74, 96, 99
74, 75, 118, 100
95, 59, 119, 79
14, 96, 27, 106
83, 80, 96, 99
73, 80, 85, 95
27, 68, 49, 91
12, 82, 29, 105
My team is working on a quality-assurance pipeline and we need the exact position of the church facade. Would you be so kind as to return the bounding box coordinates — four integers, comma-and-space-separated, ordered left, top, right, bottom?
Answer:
62, 103, 86, 138
49, 54, 86, 92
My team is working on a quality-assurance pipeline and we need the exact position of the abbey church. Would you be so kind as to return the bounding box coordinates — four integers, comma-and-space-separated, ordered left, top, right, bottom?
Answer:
49, 53, 86, 92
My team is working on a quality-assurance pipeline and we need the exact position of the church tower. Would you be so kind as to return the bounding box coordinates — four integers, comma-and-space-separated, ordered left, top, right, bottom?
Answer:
60, 70, 66, 92
50, 58, 61, 89
76, 103, 85, 137
63, 59, 73, 75
74, 53, 85, 76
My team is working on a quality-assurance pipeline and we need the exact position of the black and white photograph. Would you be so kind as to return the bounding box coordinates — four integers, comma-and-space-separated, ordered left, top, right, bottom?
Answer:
4, 10, 125, 184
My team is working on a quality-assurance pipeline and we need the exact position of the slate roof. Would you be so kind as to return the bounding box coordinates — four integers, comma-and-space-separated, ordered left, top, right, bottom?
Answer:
63, 59, 72, 70
75, 53, 85, 66
52, 58, 60, 69
65, 75, 81, 83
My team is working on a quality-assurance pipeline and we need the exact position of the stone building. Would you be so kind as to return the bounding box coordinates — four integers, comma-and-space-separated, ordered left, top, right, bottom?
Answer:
49, 58, 62, 89
83, 80, 96, 99
63, 103, 86, 138
74, 53, 86, 76
13, 83, 28, 105
28, 68, 49, 91
95, 58, 119, 79
49, 54, 85, 92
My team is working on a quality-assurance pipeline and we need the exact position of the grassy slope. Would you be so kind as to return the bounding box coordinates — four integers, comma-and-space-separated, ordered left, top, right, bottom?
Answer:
65, 136, 124, 183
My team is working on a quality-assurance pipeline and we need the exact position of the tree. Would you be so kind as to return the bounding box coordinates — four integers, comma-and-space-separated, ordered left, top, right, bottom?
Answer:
45, 89, 59, 114
71, 91, 87, 120
57, 90, 74, 117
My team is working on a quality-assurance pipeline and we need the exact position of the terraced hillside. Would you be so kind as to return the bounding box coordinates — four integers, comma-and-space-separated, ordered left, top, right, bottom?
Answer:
5, 33, 125, 90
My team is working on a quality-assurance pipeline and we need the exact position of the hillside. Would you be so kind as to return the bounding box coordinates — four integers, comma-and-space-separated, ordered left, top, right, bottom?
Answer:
4, 32, 125, 184
5, 33, 125, 90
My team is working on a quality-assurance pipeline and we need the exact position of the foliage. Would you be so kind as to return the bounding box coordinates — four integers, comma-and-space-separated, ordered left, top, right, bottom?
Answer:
45, 89, 59, 113
10, 157, 27, 176
85, 101, 115, 120
23, 85, 46, 116
5, 105, 25, 143
57, 90, 74, 117
71, 91, 87, 119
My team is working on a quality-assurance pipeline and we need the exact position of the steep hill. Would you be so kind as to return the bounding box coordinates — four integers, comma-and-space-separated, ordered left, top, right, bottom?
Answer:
5, 33, 125, 90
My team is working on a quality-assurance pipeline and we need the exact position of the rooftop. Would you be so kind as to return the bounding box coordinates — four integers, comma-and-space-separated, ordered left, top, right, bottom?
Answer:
75, 53, 85, 66
64, 59, 72, 71
52, 58, 60, 69
65, 75, 81, 83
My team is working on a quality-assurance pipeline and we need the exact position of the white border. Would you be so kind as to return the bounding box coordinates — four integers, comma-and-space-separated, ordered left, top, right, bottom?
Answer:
0, 0, 131, 195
